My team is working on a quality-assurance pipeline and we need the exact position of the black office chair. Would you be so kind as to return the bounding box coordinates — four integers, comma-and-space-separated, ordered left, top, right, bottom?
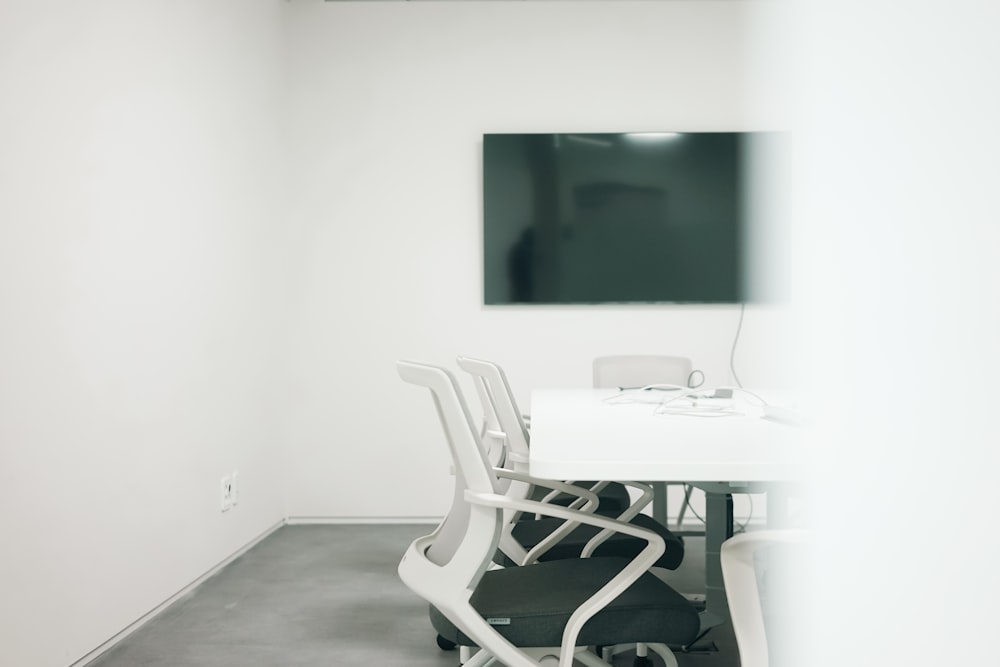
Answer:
397, 360, 701, 667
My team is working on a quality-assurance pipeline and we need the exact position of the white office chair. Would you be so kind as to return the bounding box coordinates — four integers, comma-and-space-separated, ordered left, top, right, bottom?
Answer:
464, 355, 634, 517
593, 354, 698, 391
457, 355, 687, 572
396, 360, 701, 667
592, 355, 701, 529
720, 530, 808, 667
460, 355, 699, 667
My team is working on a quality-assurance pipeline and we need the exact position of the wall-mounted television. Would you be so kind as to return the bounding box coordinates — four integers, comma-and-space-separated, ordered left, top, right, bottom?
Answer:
483, 132, 771, 305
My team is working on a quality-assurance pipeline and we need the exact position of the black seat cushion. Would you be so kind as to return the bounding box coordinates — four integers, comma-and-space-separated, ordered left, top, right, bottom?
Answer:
429, 557, 700, 649
529, 481, 632, 516
507, 513, 685, 570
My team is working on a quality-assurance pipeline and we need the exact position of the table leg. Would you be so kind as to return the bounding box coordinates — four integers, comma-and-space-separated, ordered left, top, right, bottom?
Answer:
650, 481, 668, 524
704, 491, 734, 623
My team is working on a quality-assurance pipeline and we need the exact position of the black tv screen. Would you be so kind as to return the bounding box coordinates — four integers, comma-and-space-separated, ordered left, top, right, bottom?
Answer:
483, 132, 764, 305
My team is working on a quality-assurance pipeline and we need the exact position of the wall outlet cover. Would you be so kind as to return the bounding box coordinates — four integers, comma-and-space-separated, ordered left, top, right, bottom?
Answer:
220, 476, 234, 512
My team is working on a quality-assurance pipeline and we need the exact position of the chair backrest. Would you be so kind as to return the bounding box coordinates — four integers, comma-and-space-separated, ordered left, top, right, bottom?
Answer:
456, 356, 543, 565
593, 354, 694, 389
720, 530, 807, 667
456, 356, 531, 469
395, 360, 535, 667
469, 365, 507, 470
396, 361, 501, 570
400, 359, 689, 667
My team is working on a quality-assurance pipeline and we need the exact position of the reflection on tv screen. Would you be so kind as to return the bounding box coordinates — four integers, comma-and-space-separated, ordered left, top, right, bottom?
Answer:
483, 132, 768, 305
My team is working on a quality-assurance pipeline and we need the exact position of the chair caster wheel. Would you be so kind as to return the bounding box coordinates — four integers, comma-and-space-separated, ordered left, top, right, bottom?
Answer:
633, 656, 654, 667
436, 634, 457, 651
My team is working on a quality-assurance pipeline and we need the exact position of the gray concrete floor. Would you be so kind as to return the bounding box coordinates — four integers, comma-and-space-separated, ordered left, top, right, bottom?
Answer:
88, 524, 740, 667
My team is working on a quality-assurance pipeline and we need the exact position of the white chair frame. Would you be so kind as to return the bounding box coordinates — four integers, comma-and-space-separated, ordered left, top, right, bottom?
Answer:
720, 530, 807, 667
397, 360, 683, 667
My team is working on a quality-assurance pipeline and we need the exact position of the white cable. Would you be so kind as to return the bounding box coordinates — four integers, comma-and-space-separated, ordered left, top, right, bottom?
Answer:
651, 386, 768, 418
605, 385, 769, 417
730, 302, 745, 389
657, 407, 741, 418
636, 383, 690, 394
652, 388, 733, 417
601, 384, 688, 404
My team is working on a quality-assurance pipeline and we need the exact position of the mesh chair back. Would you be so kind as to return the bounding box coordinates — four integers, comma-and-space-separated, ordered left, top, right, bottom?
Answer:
593, 354, 693, 389
457, 357, 531, 469
397, 361, 499, 568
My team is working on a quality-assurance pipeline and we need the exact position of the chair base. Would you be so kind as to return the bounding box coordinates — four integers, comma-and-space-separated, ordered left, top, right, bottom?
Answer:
600, 642, 678, 667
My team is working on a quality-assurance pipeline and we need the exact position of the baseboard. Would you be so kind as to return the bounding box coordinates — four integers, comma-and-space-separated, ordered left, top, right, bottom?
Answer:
285, 516, 443, 525
72, 519, 287, 667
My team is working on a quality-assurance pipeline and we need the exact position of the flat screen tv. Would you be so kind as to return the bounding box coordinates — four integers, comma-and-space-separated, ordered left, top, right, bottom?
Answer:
483, 132, 769, 305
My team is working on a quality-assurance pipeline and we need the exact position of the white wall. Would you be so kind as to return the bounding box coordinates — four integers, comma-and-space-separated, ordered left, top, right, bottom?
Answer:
0, 2, 802, 664
280, 0, 794, 521
5, 2, 997, 665
0, 2, 291, 666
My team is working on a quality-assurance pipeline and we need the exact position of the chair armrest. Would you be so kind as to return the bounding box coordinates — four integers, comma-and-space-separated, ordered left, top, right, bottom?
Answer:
579, 480, 654, 558
493, 468, 600, 564
607, 480, 654, 520
467, 490, 668, 666
539, 479, 611, 508
500, 471, 655, 560
494, 468, 600, 514
533, 478, 653, 558
537, 479, 653, 517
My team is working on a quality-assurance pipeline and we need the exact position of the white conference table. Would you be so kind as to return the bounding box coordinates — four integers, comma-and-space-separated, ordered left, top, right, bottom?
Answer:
528, 387, 807, 624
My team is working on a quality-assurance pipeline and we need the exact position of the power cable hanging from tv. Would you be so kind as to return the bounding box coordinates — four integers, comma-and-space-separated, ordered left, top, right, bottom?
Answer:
730, 303, 745, 389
